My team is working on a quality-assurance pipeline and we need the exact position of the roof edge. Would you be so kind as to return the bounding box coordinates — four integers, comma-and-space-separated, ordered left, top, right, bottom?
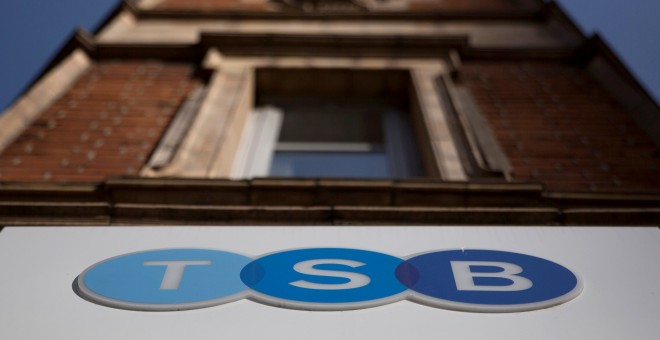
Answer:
576, 34, 660, 109
134, 6, 543, 21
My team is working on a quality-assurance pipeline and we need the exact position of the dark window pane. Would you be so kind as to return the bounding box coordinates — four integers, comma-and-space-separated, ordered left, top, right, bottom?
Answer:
270, 151, 390, 178
277, 106, 383, 144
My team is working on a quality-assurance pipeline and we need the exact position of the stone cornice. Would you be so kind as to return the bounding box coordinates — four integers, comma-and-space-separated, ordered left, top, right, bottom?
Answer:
130, 6, 542, 22
1, 178, 658, 226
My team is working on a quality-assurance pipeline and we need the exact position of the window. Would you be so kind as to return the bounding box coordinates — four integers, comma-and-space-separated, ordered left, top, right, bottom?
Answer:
143, 63, 509, 181
231, 69, 423, 179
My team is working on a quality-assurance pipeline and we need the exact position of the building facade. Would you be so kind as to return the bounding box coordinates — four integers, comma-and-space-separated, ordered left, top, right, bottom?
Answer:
1, 1, 660, 339
1, 0, 658, 226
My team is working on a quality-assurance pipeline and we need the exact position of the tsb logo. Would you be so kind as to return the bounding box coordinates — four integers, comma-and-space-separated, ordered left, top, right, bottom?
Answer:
76, 248, 582, 313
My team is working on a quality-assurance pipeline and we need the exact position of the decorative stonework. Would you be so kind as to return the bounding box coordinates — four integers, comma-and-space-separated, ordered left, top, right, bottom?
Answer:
274, 0, 405, 12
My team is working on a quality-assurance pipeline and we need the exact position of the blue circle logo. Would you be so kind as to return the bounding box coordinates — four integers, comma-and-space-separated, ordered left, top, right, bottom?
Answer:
77, 249, 252, 311
396, 250, 582, 312
241, 248, 407, 310
76, 248, 582, 312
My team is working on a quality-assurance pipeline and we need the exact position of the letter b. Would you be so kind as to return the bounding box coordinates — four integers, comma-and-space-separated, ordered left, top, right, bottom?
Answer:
450, 261, 533, 291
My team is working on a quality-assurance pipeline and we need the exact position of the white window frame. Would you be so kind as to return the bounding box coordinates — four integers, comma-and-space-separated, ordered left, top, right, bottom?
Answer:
231, 106, 421, 179
230, 106, 283, 179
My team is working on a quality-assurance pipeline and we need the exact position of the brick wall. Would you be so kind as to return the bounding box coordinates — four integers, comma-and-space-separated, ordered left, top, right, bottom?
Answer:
0, 61, 200, 182
459, 61, 660, 193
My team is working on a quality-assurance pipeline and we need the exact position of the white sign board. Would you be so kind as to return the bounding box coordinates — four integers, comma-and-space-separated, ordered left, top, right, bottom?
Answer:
0, 226, 659, 340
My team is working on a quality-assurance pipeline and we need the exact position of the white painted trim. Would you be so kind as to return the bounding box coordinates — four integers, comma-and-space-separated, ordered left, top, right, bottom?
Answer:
230, 111, 258, 179
231, 106, 284, 179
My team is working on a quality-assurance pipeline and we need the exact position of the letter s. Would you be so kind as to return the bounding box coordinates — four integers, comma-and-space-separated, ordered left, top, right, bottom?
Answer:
289, 259, 371, 290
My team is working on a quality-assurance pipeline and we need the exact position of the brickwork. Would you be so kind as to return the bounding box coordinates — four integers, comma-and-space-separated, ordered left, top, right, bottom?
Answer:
460, 61, 660, 193
0, 61, 200, 182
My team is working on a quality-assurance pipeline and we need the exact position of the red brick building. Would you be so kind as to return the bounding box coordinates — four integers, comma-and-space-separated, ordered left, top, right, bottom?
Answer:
0, 0, 658, 226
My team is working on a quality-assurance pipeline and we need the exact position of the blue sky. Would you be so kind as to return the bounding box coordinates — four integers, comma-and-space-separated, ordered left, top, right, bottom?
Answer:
1, 0, 659, 112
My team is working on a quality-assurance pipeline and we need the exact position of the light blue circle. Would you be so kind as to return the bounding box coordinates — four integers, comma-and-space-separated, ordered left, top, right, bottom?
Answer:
78, 249, 252, 310
241, 248, 407, 309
